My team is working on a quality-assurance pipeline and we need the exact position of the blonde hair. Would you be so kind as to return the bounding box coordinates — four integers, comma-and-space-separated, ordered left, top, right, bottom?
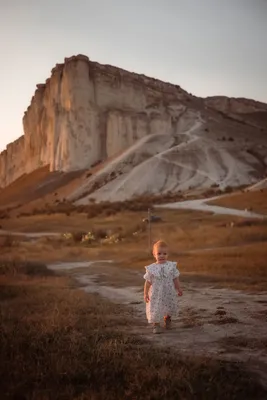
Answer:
153, 240, 168, 253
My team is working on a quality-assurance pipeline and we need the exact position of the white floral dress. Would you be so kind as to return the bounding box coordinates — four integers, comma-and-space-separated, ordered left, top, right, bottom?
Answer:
144, 261, 180, 323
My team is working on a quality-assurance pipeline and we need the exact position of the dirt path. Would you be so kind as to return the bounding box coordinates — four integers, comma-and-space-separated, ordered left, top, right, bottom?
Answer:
48, 260, 267, 386
0, 229, 61, 238
157, 196, 266, 219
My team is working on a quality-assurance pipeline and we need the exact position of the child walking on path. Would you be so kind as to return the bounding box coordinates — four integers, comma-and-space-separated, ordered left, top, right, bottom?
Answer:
143, 240, 183, 334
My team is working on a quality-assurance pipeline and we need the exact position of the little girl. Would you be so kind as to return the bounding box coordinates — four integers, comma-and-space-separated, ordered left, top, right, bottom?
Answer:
143, 240, 183, 334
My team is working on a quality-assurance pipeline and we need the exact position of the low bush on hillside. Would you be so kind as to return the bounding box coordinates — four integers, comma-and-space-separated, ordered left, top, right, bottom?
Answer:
0, 210, 10, 219
62, 223, 147, 246
17, 192, 186, 218
0, 235, 15, 247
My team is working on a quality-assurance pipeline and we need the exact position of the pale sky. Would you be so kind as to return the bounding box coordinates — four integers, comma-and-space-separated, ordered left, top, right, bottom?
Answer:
0, 0, 266, 151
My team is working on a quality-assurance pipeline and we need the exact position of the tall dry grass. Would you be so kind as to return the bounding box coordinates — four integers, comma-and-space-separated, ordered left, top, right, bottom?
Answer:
0, 262, 266, 400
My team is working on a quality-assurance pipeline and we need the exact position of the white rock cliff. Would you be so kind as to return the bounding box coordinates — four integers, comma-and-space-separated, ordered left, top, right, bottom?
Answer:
0, 54, 191, 188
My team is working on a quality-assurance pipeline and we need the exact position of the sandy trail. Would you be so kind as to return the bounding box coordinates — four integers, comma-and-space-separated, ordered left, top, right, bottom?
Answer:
49, 260, 267, 386
156, 196, 266, 219
0, 229, 62, 238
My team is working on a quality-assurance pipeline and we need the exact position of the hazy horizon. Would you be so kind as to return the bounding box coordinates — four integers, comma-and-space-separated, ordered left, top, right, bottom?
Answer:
0, 0, 266, 152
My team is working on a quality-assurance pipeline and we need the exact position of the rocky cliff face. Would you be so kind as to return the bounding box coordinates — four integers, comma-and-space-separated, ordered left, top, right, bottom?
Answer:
0, 136, 25, 188
0, 54, 191, 188
204, 96, 267, 114
204, 96, 267, 131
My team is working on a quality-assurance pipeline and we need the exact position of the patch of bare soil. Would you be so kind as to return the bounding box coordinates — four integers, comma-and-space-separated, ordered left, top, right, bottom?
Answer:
48, 260, 267, 387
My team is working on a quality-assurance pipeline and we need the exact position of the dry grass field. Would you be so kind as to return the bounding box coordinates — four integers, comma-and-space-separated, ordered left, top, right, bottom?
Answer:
1, 262, 266, 400
1, 205, 267, 288
209, 188, 267, 214
1, 188, 267, 399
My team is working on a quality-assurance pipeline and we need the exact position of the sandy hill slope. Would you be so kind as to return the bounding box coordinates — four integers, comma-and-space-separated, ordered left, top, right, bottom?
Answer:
0, 166, 86, 212
68, 107, 267, 204
247, 177, 267, 191
1, 103, 266, 208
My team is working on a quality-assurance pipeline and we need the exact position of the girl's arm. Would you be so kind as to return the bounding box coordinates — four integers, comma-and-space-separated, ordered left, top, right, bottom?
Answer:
173, 277, 183, 296
144, 280, 151, 302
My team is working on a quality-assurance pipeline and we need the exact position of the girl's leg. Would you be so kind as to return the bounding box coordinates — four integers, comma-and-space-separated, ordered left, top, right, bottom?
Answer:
164, 315, 172, 329
152, 322, 161, 334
